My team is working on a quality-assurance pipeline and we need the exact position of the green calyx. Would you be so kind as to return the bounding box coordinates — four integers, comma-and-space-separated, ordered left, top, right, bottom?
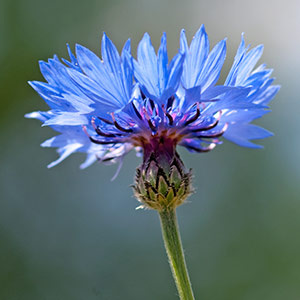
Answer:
133, 152, 193, 211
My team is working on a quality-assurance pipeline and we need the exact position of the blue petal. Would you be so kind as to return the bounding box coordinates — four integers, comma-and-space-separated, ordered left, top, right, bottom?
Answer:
102, 33, 129, 101
75, 40, 132, 108
75, 43, 106, 83
222, 109, 269, 123
226, 35, 264, 86
122, 39, 131, 54
254, 85, 280, 105
42, 112, 89, 126
47, 143, 83, 168
201, 85, 232, 99
39, 60, 58, 85
133, 32, 183, 105
244, 69, 273, 86
166, 52, 185, 96
225, 34, 246, 86
39, 58, 87, 96
121, 39, 133, 101
181, 86, 201, 109
41, 135, 65, 147
25, 111, 51, 122
66, 68, 122, 109
61, 44, 82, 72
204, 87, 260, 115
158, 33, 168, 94
180, 25, 209, 88
224, 123, 273, 148
236, 45, 264, 85
28, 81, 64, 110
80, 153, 97, 169
134, 32, 159, 99
196, 39, 226, 91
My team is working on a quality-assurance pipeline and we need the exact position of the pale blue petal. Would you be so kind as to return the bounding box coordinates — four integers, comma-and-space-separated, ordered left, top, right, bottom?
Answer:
80, 154, 97, 169
47, 143, 83, 168
254, 85, 280, 105
25, 111, 51, 122
43, 113, 89, 126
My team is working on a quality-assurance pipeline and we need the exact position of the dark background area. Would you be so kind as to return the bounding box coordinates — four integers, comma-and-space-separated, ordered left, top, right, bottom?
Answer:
0, 0, 299, 299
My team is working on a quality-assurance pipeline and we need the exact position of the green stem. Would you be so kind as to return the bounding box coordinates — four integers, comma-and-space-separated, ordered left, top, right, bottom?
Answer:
159, 208, 195, 300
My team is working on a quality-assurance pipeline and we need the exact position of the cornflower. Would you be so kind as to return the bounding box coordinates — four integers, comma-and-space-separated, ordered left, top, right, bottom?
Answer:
27, 25, 279, 299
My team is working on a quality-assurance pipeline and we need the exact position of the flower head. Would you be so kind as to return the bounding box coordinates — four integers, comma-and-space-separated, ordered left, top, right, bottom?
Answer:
27, 26, 279, 172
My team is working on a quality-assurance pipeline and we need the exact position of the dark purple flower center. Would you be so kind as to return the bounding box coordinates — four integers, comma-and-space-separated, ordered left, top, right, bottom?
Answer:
82, 95, 229, 161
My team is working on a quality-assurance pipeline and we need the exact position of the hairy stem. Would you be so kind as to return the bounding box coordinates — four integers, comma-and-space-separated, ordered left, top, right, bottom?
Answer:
159, 208, 195, 300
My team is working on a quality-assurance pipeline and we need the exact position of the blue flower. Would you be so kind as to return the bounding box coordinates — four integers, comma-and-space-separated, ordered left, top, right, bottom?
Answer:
26, 25, 279, 169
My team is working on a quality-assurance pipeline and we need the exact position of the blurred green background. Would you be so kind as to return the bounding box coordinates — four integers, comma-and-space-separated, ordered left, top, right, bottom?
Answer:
0, 0, 299, 299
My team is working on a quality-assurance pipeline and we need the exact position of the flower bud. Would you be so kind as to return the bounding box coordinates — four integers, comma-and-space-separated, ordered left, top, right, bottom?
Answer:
133, 136, 193, 210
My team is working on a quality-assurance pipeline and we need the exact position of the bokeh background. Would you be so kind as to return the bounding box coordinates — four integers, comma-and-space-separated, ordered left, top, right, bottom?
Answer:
0, 0, 299, 299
